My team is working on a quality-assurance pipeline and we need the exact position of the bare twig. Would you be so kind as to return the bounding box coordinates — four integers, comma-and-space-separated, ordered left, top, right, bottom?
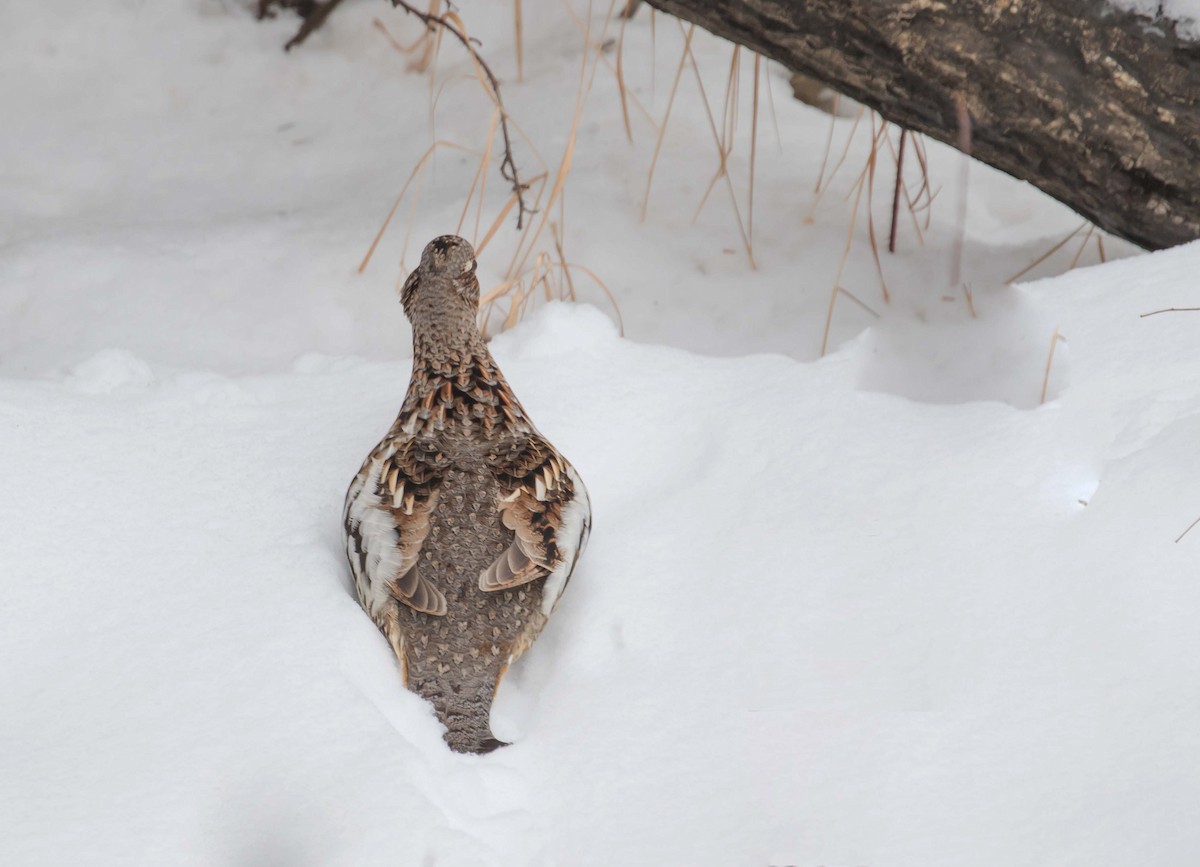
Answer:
1140, 307, 1200, 318
1175, 514, 1200, 543
389, 0, 535, 229
258, 0, 315, 21
881, 129, 926, 245
282, 0, 347, 51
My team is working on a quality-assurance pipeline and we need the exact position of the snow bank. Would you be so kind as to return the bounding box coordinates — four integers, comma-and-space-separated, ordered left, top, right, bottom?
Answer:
5, 288, 1200, 864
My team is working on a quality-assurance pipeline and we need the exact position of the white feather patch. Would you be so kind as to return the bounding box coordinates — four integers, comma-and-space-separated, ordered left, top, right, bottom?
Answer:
345, 459, 404, 619
541, 464, 590, 616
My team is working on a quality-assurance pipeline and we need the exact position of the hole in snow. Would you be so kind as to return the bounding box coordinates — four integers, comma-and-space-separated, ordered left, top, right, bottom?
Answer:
855, 285, 1066, 410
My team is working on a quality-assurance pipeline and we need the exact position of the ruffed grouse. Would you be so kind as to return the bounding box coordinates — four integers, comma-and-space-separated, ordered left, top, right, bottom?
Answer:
343, 235, 591, 754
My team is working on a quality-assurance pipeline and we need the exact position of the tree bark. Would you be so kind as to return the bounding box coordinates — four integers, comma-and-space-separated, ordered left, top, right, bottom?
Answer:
645, 0, 1200, 251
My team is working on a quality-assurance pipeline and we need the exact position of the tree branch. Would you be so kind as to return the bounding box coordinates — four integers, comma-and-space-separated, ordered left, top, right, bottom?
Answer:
283, 0, 348, 51
646, 0, 1200, 251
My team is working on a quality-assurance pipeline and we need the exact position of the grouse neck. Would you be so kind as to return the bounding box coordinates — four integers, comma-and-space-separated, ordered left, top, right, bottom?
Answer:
409, 303, 490, 371
400, 308, 517, 438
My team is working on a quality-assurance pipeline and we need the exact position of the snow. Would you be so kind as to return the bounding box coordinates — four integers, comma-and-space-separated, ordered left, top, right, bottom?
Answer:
3, 1, 1200, 865
1112, 0, 1200, 35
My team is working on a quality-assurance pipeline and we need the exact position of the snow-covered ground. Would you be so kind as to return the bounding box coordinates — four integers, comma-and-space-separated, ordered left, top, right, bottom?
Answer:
3, 2, 1199, 865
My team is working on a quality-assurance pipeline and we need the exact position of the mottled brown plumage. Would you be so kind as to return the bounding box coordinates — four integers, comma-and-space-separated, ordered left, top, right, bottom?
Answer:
343, 235, 590, 754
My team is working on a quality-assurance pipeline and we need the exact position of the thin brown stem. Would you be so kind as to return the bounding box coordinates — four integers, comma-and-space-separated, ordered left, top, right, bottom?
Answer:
889, 128, 907, 254
749, 53, 760, 247
952, 92, 976, 317
1040, 326, 1062, 405
1006, 221, 1088, 284
514, 0, 524, 81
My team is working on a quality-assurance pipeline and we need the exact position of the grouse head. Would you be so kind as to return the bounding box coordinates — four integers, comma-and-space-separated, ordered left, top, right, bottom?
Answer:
402, 234, 480, 321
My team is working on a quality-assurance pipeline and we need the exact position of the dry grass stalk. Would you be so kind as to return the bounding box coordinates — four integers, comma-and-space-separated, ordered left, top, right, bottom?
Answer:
818, 116, 909, 354
962, 284, 976, 318
811, 105, 865, 208
477, 173, 548, 257
562, 261, 625, 333
477, 1, 625, 334
689, 45, 739, 223
506, 0, 619, 280
1005, 221, 1089, 284
807, 106, 933, 267
1067, 224, 1097, 270
472, 111, 502, 241
559, 0, 658, 131
863, 115, 890, 303
372, 2, 444, 74
678, 26, 755, 267
821, 151, 868, 356
367, 4, 627, 341
725, 45, 740, 141
951, 92, 977, 318
616, 6, 635, 142
836, 286, 881, 319
1039, 326, 1064, 405
641, 23, 695, 221
760, 51, 783, 152
373, 16, 424, 53
456, 109, 501, 237
832, 119, 892, 299
812, 104, 842, 198
514, 0, 524, 81
749, 53, 760, 246
649, 7, 657, 98
910, 135, 936, 230
359, 139, 482, 274
625, 1, 766, 265
553, 222, 578, 301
